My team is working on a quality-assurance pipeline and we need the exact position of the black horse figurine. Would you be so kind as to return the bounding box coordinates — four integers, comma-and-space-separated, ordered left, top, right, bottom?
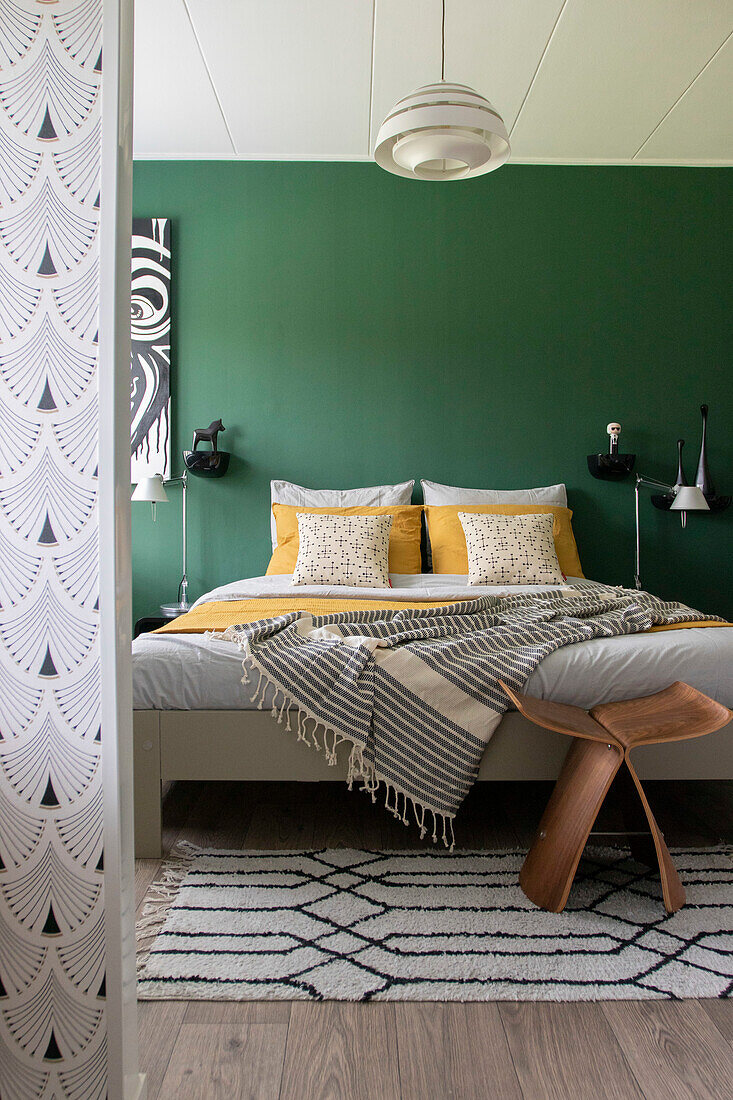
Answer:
192, 419, 225, 453
184, 418, 230, 478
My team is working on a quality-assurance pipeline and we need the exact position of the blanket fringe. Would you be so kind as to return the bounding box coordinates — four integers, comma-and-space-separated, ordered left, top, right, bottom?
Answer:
234, 651, 457, 850
209, 596, 722, 856
135, 840, 201, 976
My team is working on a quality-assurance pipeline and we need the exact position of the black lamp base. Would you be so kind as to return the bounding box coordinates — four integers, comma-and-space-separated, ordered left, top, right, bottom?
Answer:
160, 601, 190, 617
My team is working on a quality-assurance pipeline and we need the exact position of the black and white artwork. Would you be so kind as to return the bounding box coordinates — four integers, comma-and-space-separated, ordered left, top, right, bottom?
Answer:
131, 216, 171, 481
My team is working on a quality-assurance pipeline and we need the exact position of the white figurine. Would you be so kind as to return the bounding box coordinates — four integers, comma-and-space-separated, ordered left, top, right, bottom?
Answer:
607, 422, 621, 454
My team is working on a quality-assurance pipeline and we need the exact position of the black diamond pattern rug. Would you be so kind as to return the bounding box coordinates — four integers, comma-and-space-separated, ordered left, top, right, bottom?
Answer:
137, 845, 733, 1002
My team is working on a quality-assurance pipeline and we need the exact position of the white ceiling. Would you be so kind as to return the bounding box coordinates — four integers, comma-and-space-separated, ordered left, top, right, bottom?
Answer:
133, 0, 733, 164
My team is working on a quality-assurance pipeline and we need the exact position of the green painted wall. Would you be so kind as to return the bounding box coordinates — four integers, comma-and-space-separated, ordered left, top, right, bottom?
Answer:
131, 162, 732, 623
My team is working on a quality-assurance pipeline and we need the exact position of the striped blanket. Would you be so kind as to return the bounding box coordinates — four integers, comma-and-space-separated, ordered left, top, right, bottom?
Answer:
220, 586, 724, 847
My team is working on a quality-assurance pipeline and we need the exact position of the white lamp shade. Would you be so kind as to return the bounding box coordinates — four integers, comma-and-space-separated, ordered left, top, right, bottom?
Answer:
132, 474, 168, 503
374, 82, 510, 181
670, 486, 709, 512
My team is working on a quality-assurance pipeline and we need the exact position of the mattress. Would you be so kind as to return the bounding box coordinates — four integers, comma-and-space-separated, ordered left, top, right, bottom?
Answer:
132, 574, 733, 712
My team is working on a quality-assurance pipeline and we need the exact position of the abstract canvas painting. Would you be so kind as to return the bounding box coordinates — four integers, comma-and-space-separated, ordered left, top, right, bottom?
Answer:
131, 217, 171, 481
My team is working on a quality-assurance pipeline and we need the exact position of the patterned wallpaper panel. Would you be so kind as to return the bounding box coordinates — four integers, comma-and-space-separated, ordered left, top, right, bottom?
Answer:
0, 1, 106, 1097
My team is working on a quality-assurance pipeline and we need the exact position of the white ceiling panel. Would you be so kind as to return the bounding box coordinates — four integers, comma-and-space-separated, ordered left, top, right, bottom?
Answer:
510, 0, 733, 160
636, 33, 733, 162
371, 0, 565, 151
132, 0, 733, 164
185, 0, 375, 157
133, 0, 234, 157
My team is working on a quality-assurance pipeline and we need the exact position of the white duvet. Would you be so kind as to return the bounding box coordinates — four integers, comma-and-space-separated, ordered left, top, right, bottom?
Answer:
132, 574, 733, 711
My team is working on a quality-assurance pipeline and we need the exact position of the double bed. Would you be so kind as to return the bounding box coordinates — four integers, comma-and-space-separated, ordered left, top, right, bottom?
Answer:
132, 572, 733, 856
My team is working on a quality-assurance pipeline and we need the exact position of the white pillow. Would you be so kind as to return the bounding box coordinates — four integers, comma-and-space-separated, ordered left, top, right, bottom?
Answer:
270, 479, 414, 550
421, 480, 567, 507
459, 511, 565, 586
292, 513, 393, 588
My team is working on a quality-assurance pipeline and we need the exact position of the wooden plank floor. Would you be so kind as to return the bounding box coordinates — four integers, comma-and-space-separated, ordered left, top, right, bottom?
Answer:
136, 779, 733, 1099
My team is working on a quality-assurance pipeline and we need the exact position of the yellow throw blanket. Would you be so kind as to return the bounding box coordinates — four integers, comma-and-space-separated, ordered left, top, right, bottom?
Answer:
154, 598, 729, 635
154, 598, 476, 633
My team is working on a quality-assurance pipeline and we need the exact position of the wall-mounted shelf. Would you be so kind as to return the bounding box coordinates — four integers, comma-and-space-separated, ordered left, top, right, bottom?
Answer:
652, 492, 731, 513
183, 449, 230, 478
587, 453, 636, 481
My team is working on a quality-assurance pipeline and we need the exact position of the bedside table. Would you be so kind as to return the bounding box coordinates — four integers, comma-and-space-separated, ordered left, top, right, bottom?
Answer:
133, 611, 181, 639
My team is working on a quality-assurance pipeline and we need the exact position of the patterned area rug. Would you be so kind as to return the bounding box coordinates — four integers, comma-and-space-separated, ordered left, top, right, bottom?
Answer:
137, 845, 733, 1002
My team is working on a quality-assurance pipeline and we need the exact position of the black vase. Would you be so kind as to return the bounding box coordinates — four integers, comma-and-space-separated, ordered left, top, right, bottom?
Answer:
695, 404, 715, 500
673, 438, 687, 491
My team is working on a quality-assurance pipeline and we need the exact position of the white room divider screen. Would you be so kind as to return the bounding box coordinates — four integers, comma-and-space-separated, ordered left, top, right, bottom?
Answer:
0, 2, 136, 1096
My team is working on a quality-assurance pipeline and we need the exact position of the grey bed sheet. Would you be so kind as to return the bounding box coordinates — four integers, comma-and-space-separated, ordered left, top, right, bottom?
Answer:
132, 579, 733, 712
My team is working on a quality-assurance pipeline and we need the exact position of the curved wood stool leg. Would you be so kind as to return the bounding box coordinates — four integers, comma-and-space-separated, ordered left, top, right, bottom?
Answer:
625, 753, 685, 915
613, 765, 658, 868
520, 737, 623, 913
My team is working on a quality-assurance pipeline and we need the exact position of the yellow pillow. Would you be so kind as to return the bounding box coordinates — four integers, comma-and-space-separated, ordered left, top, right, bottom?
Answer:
425, 504, 584, 579
267, 504, 423, 576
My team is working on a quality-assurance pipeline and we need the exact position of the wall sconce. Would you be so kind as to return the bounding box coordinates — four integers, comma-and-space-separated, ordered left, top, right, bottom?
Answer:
634, 476, 708, 591
132, 419, 231, 615
588, 410, 728, 591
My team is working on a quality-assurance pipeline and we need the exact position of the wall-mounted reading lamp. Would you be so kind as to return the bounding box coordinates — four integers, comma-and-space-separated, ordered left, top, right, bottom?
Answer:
131, 471, 192, 614
132, 419, 230, 616
634, 475, 708, 591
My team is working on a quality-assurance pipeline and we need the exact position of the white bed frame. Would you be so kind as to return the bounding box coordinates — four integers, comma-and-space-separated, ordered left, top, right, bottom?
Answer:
133, 709, 733, 856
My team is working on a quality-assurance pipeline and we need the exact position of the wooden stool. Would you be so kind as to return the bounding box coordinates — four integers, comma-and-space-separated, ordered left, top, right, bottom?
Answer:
499, 680, 731, 915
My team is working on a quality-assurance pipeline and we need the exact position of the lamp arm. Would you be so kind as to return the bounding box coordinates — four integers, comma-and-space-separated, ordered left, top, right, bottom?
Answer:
635, 473, 674, 494
161, 471, 189, 609
180, 471, 188, 608
634, 472, 680, 591
635, 478, 641, 590
180, 471, 187, 607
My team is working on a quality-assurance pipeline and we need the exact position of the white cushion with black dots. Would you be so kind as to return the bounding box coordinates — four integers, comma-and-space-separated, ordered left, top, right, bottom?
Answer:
292, 512, 393, 588
458, 511, 565, 586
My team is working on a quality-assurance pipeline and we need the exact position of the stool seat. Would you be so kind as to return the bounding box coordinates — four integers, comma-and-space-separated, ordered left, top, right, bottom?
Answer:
591, 681, 730, 748
500, 679, 731, 914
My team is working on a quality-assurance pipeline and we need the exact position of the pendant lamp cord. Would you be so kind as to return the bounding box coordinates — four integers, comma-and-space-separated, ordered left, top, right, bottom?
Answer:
441, 0, 446, 80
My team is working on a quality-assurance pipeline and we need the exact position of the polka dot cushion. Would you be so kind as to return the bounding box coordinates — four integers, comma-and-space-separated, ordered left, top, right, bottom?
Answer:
292, 512, 393, 588
458, 511, 565, 585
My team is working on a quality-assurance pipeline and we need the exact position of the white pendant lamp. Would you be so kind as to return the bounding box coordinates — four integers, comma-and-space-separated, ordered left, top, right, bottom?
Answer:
374, 0, 510, 181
